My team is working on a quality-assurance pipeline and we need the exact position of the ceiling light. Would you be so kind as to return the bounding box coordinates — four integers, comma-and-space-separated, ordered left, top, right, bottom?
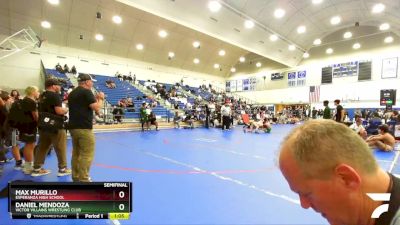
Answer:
168, 52, 175, 58
330, 16, 341, 25
313, 38, 322, 45
379, 23, 390, 31
372, 3, 385, 14
41, 21, 51, 29
218, 50, 225, 56
230, 67, 236, 73
244, 20, 255, 29
312, 0, 323, 4
193, 41, 200, 48
95, 34, 103, 41
256, 62, 262, 67
352, 43, 361, 49
208, 1, 221, 12
326, 48, 333, 54
214, 63, 220, 69
193, 58, 200, 64
303, 52, 310, 58
274, 8, 285, 18
269, 34, 278, 41
384, 36, 393, 43
288, 45, 296, 51
343, 31, 352, 39
158, 30, 168, 38
112, 15, 122, 24
136, 43, 144, 50
239, 56, 245, 62
297, 25, 306, 34
47, 0, 59, 5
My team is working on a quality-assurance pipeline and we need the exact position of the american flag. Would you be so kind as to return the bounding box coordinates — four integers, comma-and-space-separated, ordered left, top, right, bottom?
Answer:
309, 86, 320, 103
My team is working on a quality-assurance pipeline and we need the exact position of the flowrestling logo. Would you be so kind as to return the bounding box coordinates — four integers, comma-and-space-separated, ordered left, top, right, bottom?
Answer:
367, 193, 391, 218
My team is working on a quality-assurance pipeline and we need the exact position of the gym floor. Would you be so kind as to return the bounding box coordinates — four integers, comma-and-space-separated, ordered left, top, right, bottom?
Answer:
0, 124, 399, 225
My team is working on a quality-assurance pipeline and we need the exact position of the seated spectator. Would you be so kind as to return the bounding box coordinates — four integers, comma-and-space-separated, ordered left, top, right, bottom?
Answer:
367, 112, 382, 135
349, 116, 367, 139
63, 64, 70, 73
184, 111, 195, 129
126, 98, 134, 112
118, 98, 127, 108
71, 65, 77, 74
391, 110, 400, 123
173, 111, 182, 128
112, 106, 124, 123
148, 112, 159, 131
366, 124, 395, 151
55, 63, 63, 72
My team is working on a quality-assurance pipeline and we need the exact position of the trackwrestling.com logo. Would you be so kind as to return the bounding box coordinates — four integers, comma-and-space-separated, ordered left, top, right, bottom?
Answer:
367, 193, 391, 218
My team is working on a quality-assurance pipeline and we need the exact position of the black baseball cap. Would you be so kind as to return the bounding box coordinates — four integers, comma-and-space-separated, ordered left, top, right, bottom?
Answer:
77, 74, 97, 82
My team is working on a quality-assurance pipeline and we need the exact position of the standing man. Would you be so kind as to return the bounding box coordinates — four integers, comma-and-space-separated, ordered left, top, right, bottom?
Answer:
221, 101, 231, 130
32, 79, 70, 177
279, 120, 399, 225
322, 100, 331, 119
334, 99, 344, 123
68, 74, 104, 182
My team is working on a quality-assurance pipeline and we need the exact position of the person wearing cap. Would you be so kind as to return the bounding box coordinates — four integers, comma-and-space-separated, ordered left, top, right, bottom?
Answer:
31, 79, 71, 177
68, 74, 104, 182
366, 124, 395, 151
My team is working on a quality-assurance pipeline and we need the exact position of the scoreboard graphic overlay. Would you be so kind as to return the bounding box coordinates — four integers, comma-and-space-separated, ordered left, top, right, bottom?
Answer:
8, 182, 132, 220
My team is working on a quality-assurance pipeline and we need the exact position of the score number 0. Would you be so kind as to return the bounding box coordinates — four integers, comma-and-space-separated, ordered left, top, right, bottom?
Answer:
117, 190, 126, 211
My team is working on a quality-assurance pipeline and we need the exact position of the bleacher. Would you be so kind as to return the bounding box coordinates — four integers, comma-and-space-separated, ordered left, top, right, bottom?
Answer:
45, 69, 73, 87
138, 80, 202, 110
94, 75, 174, 120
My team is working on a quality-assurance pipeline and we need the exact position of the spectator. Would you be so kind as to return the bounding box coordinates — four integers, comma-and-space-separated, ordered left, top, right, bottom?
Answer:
112, 106, 124, 123
68, 74, 104, 182
148, 112, 159, 131
55, 63, 62, 73
279, 120, 400, 225
71, 65, 77, 75
323, 100, 331, 119
10, 86, 40, 174
10, 90, 21, 101
0, 91, 12, 163
184, 111, 195, 129
140, 103, 149, 131
349, 116, 367, 139
63, 64, 70, 73
173, 111, 182, 128
334, 99, 344, 123
32, 79, 70, 177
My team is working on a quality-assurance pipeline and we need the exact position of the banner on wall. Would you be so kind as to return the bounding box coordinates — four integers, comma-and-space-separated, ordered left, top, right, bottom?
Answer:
236, 79, 243, 92
297, 70, 306, 86
243, 79, 250, 91
332, 61, 358, 78
271, 72, 284, 80
288, 72, 296, 87
382, 57, 398, 79
250, 77, 257, 91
